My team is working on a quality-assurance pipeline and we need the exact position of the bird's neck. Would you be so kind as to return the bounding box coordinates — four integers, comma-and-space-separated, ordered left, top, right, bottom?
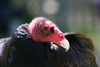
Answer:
30, 29, 43, 43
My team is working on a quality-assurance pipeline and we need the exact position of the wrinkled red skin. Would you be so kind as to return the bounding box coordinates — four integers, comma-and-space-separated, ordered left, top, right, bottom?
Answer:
28, 17, 66, 46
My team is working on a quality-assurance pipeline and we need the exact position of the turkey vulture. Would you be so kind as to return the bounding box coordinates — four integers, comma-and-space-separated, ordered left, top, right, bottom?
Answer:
0, 17, 98, 67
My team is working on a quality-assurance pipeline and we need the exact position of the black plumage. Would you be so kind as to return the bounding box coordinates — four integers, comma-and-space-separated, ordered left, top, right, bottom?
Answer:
0, 23, 98, 67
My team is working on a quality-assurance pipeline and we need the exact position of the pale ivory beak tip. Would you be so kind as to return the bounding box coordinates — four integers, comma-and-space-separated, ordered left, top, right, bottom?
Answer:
60, 39, 70, 51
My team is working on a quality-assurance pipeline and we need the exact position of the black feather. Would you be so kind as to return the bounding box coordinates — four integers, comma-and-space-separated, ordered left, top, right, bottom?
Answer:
0, 24, 98, 67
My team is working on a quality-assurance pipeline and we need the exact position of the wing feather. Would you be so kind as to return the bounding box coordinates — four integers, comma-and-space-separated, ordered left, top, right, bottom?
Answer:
0, 37, 11, 56
64, 32, 95, 52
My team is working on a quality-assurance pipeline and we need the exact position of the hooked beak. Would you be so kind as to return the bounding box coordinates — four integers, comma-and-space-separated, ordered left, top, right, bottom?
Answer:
49, 27, 70, 51
60, 39, 70, 51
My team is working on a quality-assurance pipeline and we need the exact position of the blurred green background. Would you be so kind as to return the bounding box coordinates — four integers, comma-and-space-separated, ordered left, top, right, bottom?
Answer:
0, 0, 100, 66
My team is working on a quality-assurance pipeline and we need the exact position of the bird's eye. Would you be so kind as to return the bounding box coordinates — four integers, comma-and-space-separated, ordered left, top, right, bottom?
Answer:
50, 27, 54, 33
43, 26, 48, 31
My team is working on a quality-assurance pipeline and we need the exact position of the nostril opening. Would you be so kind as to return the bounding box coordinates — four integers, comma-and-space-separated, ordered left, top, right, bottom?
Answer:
50, 27, 54, 33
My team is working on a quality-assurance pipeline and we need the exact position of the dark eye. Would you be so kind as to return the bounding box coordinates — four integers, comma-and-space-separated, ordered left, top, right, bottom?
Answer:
43, 26, 48, 31
50, 27, 54, 33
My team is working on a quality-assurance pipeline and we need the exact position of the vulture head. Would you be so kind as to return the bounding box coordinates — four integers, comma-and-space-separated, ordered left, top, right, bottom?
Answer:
28, 17, 70, 51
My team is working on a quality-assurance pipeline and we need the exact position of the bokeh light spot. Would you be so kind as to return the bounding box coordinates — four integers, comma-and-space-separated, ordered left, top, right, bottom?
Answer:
42, 0, 60, 15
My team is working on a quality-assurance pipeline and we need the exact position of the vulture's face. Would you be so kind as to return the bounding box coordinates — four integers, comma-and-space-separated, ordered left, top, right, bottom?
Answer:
28, 17, 69, 51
